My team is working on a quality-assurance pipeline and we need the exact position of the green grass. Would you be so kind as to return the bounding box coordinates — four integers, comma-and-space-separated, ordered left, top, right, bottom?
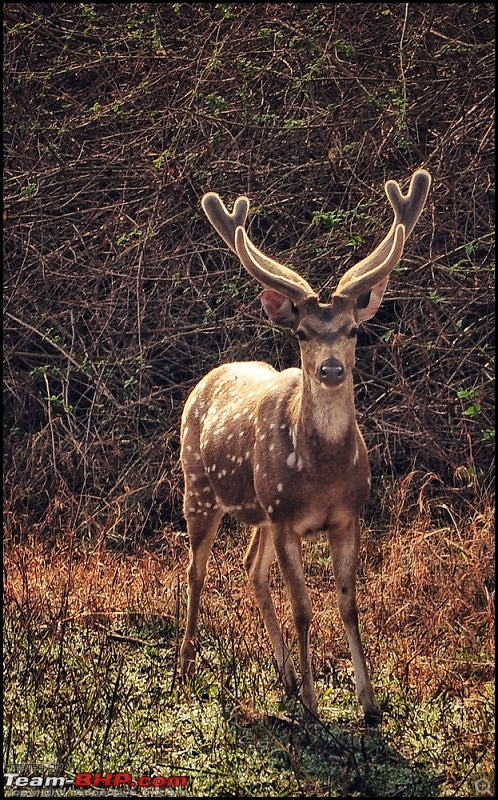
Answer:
1, 617, 449, 796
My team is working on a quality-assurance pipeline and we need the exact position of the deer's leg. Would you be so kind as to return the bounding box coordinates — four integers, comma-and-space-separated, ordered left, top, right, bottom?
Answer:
327, 522, 381, 726
180, 497, 223, 679
271, 528, 317, 718
244, 526, 299, 697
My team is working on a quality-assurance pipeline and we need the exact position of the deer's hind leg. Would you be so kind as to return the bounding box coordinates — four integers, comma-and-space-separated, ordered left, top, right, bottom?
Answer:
180, 475, 223, 678
244, 525, 299, 698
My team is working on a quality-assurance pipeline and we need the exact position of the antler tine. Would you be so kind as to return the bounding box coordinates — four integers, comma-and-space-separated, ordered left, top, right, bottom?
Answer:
201, 192, 250, 254
202, 192, 317, 306
335, 169, 431, 297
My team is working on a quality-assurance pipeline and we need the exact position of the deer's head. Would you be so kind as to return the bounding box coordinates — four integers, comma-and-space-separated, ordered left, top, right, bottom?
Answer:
201, 170, 431, 391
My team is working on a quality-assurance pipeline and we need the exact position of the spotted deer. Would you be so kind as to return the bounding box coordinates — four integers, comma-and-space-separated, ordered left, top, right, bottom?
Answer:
179, 169, 431, 725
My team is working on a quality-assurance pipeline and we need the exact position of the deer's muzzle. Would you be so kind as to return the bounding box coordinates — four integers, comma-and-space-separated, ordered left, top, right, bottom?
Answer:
318, 358, 346, 387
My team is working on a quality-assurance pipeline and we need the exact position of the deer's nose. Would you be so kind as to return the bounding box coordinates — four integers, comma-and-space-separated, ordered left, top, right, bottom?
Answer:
318, 358, 345, 387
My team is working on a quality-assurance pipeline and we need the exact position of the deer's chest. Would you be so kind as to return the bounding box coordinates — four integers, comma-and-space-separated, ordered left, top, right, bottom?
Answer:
252, 427, 370, 530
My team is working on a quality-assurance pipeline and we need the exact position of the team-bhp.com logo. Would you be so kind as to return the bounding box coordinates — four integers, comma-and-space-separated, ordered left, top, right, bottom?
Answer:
4, 768, 188, 792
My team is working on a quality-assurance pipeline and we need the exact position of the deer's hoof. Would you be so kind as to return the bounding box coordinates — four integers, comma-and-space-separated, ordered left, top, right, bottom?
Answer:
364, 707, 382, 727
180, 644, 196, 679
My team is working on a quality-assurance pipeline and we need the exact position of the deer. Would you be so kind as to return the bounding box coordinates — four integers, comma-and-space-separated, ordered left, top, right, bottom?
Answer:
179, 168, 431, 726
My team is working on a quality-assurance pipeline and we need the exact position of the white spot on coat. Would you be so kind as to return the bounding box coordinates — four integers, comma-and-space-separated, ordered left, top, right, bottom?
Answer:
290, 425, 298, 449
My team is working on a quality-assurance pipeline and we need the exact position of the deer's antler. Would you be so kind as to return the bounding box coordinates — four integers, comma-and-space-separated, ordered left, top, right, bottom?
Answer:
202, 169, 431, 309
202, 192, 317, 306
233, 227, 318, 305
335, 169, 431, 299
201, 192, 250, 252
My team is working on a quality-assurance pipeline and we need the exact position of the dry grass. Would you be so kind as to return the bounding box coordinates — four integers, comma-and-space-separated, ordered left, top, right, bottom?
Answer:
6, 497, 493, 696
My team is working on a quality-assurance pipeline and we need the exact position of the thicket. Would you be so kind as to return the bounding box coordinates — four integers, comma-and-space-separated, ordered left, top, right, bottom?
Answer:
3, 3, 495, 545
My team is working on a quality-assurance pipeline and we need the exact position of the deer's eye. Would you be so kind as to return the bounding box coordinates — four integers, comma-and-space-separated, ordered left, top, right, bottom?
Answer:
349, 326, 359, 338
295, 329, 307, 342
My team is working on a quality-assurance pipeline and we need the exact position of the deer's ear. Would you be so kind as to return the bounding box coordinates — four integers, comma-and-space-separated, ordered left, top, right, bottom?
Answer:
355, 277, 389, 323
260, 290, 299, 329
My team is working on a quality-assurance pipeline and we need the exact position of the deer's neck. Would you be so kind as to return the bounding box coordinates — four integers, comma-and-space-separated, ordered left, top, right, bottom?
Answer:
293, 372, 356, 450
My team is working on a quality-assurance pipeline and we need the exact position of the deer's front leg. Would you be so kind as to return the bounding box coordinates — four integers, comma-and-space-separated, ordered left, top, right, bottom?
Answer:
272, 526, 317, 718
327, 520, 381, 726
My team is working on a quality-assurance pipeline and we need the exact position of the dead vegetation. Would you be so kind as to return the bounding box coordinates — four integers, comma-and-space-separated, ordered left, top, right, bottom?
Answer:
3, 3, 494, 545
